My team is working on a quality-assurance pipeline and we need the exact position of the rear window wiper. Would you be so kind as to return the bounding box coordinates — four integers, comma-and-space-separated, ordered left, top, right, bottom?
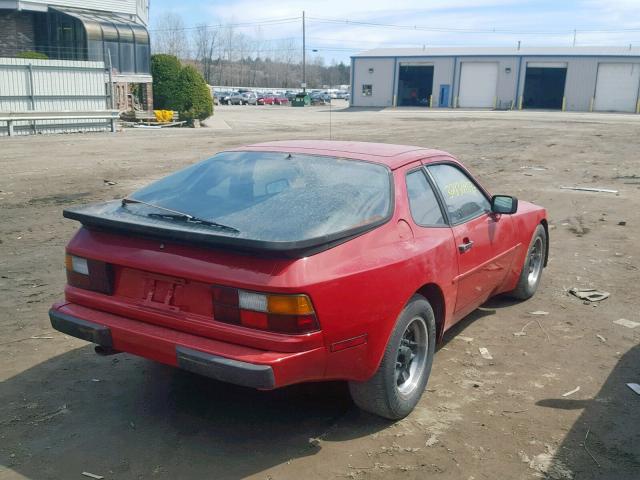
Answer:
121, 198, 240, 234
146, 213, 240, 233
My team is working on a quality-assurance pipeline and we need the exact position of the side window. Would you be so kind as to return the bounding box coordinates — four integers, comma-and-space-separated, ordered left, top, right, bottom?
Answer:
428, 164, 490, 224
406, 169, 446, 226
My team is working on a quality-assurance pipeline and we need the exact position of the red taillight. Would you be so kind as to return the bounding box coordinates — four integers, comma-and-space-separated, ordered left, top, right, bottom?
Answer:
211, 286, 320, 334
65, 253, 114, 295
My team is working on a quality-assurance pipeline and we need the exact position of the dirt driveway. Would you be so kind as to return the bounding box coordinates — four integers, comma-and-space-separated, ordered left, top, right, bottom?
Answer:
1, 104, 639, 480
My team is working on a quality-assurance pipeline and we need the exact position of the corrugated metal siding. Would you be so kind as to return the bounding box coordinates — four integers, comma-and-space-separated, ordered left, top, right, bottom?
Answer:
514, 56, 593, 111
565, 57, 640, 111
354, 54, 640, 111
451, 56, 518, 109
550, 57, 593, 111
432, 58, 455, 107
393, 57, 455, 107
352, 58, 395, 107
18, 0, 138, 15
514, 56, 640, 111
355, 46, 640, 58
0, 57, 110, 135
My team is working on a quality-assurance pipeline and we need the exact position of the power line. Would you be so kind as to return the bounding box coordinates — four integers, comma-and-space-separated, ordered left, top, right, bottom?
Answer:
149, 13, 640, 38
307, 36, 424, 47
150, 16, 301, 33
306, 15, 640, 35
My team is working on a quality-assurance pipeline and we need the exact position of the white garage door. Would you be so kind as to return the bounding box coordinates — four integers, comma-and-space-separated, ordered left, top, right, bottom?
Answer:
594, 63, 640, 112
458, 62, 499, 108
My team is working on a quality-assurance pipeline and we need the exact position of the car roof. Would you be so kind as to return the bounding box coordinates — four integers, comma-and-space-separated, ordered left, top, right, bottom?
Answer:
231, 141, 451, 169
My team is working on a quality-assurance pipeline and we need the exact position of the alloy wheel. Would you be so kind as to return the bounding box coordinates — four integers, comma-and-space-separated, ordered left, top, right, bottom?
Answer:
395, 317, 428, 396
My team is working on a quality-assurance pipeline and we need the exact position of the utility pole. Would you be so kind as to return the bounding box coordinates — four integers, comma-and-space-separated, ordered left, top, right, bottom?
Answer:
572, 29, 577, 47
302, 11, 306, 93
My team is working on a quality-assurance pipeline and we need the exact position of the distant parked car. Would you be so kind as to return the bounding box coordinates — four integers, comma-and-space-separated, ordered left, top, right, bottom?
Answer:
309, 91, 331, 105
229, 92, 256, 105
213, 91, 231, 105
228, 93, 243, 105
243, 93, 258, 105
273, 94, 289, 105
219, 91, 235, 105
257, 94, 274, 105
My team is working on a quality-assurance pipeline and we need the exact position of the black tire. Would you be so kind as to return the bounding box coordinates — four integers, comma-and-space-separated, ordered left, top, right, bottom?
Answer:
510, 224, 547, 300
349, 295, 436, 420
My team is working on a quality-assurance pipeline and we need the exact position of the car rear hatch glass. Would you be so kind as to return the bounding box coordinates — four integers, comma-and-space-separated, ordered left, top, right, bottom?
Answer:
64, 151, 392, 256
127, 151, 392, 243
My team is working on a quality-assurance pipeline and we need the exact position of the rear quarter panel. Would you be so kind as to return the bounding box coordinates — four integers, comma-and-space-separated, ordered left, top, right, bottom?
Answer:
306, 162, 457, 381
497, 200, 548, 293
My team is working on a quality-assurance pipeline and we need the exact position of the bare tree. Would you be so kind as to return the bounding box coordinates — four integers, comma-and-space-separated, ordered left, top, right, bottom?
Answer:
277, 38, 299, 87
235, 33, 250, 86
193, 24, 218, 84
250, 27, 263, 86
217, 24, 235, 86
153, 12, 189, 59
160, 18, 349, 89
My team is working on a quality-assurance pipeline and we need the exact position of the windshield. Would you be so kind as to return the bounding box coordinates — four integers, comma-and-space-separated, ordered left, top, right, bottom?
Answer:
128, 151, 392, 243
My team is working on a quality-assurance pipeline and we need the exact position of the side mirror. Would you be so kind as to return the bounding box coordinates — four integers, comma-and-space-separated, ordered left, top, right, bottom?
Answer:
491, 195, 518, 214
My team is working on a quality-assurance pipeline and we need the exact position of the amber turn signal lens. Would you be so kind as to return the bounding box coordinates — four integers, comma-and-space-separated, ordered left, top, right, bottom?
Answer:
65, 254, 73, 272
267, 294, 314, 315
212, 286, 319, 334
65, 252, 114, 295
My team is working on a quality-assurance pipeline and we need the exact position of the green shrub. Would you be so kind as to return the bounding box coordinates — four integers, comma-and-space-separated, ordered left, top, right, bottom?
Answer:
175, 65, 213, 121
151, 54, 182, 110
151, 55, 213, 122
17, 51, 48, 60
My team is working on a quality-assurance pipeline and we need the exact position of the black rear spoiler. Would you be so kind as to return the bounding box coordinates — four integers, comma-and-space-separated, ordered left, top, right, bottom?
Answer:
63, 201, 383, 258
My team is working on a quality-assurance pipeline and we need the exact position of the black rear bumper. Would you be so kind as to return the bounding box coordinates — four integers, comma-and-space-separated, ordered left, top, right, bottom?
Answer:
48, 309, 275, 389
176, 346, 275, 389
49, 310, 113, 347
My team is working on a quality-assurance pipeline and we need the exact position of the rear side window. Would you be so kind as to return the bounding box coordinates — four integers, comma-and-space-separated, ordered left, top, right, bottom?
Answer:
129, 151, 392, 243
427, 164, 490, 224
406, 170, 445, 226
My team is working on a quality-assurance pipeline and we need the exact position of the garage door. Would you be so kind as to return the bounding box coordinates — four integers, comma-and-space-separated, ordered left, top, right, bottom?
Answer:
594, 63, 640, 112
458, 62, 498, 108
522, 65, 567, 110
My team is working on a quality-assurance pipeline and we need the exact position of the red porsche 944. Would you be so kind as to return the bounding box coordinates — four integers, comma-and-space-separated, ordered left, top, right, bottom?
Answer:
50, 141, 548, 419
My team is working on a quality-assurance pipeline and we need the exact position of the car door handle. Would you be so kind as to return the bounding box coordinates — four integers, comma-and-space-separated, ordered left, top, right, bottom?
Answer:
458, 239, 474, 253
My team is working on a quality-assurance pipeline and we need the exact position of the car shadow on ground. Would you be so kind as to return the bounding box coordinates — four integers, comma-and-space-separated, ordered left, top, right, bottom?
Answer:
536, 344, 640, 479
1, 346, 390, 479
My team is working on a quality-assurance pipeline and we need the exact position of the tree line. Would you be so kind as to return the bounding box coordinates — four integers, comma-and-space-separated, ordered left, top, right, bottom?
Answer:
152, 13, 350, 89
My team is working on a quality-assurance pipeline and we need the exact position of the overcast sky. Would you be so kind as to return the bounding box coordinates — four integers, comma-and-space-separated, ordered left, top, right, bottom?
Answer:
149, 0, 640, 63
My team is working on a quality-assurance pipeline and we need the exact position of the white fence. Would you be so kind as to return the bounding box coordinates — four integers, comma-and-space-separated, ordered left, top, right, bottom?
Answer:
0, 58, 113, 136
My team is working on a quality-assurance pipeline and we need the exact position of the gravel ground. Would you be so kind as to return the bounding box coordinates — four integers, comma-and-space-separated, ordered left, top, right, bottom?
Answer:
1, 102, 639, 480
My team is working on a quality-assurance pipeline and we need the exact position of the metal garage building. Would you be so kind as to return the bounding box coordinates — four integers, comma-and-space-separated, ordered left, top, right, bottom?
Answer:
350, 46, 640, 112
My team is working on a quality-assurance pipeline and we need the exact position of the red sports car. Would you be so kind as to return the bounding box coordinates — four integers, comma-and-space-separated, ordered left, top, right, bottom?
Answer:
256, 94, 273, 105
50, 141, 548, 419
